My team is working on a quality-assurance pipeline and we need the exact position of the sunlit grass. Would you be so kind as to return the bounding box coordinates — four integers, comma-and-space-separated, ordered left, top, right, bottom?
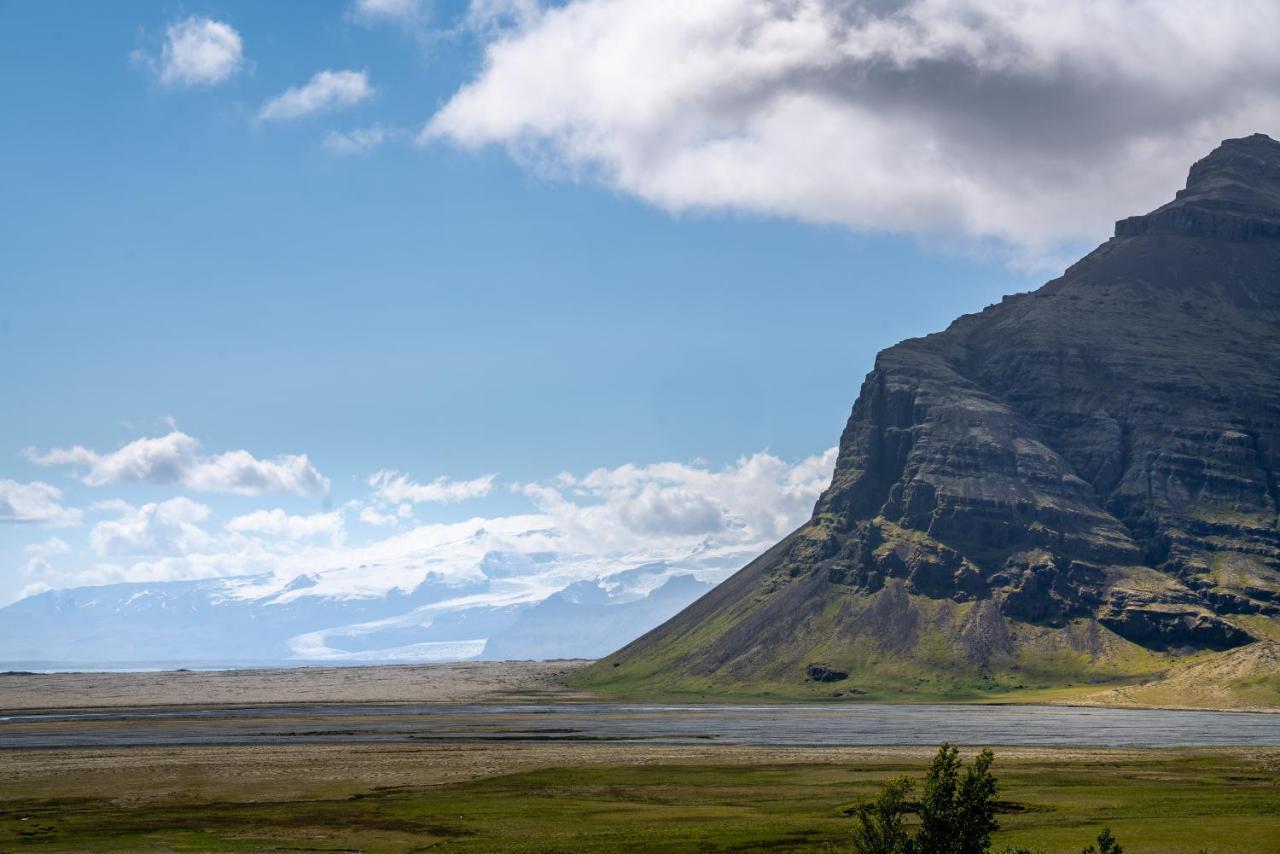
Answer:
2, 751, 1277, 852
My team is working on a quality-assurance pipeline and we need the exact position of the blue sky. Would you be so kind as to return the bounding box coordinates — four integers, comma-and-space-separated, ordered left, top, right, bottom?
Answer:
3, 0, 1274, 606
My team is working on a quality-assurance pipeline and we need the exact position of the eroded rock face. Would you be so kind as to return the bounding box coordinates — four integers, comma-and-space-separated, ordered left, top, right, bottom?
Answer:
805, 134, 1280, 653
586, 136, 1280, 693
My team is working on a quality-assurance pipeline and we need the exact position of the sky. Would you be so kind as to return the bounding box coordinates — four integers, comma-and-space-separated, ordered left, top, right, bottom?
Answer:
3, 0, 1279, 608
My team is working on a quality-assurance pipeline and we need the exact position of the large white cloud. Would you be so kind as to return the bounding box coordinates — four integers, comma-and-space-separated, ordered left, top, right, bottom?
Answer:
259, 70, 374, 122
152, 17, 245, 88
0, 480, 82, 526
15, 448, 837, 602
24, 430, 329, 497
426, 0, 1280, 263
524, 448, 837, 552
89, 497, 212, 557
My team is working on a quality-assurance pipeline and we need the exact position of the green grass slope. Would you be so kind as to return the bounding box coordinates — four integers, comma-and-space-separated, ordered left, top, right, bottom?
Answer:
570, 527, 1183, 704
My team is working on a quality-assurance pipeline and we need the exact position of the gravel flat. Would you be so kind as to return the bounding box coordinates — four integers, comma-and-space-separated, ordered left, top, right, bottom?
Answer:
0, 660, 592, 711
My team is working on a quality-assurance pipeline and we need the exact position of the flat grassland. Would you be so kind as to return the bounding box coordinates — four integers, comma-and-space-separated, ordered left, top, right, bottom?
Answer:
3, 663, 1279, 852
2, 743, 1278, 852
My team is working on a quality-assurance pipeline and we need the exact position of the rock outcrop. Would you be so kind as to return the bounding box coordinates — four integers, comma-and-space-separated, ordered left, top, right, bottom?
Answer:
576, 135, 1280, 700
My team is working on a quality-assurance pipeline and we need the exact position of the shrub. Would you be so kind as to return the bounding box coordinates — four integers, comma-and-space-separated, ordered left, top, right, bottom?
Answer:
850, 743, 999, 854
1082, 827, 1124, 854
916, 743, 999, 854
849, 746, 1124, 854
850, 776, 915, 854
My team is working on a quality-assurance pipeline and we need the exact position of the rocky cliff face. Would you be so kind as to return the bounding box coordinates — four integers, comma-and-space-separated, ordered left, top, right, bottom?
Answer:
577, 135, 1280, 700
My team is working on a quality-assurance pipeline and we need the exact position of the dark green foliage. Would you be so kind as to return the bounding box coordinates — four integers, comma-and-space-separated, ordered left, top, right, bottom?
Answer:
915, 743, 961, 852
916, 744, 999, 854
850, 776, 915, 854
956, 748, 999, 852
852, 748, 1131, 854
851, 744, 1001, 854
1082, 827, 1124, 854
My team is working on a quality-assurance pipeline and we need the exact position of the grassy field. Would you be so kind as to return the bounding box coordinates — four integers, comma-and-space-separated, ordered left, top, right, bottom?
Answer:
2, 746, 1278, 852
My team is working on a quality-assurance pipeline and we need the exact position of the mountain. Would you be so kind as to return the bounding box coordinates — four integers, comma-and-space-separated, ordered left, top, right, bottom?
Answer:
0, 572, 494, 664
575, 134, 1280, 703
0, 551, 718, 667
482, 572, 713, 660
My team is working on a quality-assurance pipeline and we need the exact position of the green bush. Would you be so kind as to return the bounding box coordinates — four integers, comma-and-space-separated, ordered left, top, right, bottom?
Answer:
851, 776, 915, 854
849, 746, 1124, 854
1082, 827, 1124, 854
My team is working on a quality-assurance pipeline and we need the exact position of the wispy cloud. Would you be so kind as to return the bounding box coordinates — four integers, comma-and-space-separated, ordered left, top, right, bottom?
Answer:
349, 0, 428, 27
464, 0, 540, 33
323, 125, 401, 155
368, 470, 496, 504
16, 537, 72, 602
426, 0, 1280, 266
359, 506, 402, 527
25, 430, 329, 497
259, 70, 373, 122
227, 508, 345, 544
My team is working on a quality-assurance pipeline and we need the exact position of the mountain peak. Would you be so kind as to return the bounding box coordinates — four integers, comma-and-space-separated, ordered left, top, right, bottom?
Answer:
1116, 133, 1280, 240
1182, 133, 1280, 204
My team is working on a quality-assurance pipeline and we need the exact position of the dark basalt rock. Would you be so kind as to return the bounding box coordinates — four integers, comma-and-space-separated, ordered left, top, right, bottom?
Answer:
1115, 134, 1280, 241
801, 134, 1280, 653
587, 136, 1280, 691
806, 664, 849, 683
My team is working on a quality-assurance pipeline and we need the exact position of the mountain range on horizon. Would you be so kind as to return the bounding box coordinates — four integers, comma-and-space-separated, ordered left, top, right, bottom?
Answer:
0, 549, 715, 667
575, 134, 1280, 706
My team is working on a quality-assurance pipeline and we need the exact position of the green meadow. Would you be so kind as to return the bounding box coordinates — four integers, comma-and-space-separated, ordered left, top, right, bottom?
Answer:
3, 749, 1277, 852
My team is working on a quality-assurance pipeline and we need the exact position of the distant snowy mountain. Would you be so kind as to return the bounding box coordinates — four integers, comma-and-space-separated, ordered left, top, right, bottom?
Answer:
0, 546, 737, 666
482, 572, 713, 660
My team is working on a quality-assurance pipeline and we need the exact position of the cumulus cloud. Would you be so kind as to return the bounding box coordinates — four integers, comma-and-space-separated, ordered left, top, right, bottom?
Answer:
524, 448, 837, 552
426, 0, 1280, 263
0, 480, 82, 526
227, 508, 345, 543
368, 470, 496, 504
323, 125, 400, 155
259, 70, 373, 121
15, 447, 838, 605
140, 17, 245, 88
24, 430, 329, 497
89, 497, 212, 557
